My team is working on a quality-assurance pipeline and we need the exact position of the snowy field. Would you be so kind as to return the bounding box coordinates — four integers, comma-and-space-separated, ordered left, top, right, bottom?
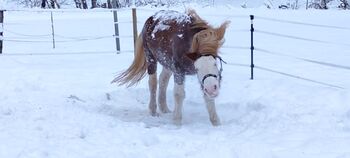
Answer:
1, 5, 350, 158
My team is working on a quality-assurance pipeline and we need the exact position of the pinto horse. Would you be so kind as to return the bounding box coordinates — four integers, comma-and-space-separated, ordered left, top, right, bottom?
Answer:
112, 9, 229, 126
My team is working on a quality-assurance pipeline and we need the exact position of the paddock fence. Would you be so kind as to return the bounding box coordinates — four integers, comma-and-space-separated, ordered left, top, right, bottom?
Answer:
0, 8, 349, 90
243, 14, 350, 90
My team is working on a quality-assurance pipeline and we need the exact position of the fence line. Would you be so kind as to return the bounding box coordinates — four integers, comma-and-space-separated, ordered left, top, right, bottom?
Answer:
2, 8, 138, 51
241, 15, 350, 89
2, 36, 114, 43
223, 60, 345, 90
1, 9, 348, 90
255, 29, 350, 47
4, 8, 349, 30
136, 7, 249, 19
3, 8, 131, 13
57, 34, 132, 39
2, 29, 133, 40
4, 28, 51, 37
2, 34, 133, 42
255, 15, 350, 31
226, 62, 250, 68
225, 28, 250, 32
202, 14, 248, 19
222, 46, 250, 50
3, 22, 27, 25
114, 21, 136, 24
1, 8, 249, 52
135, 7, 165, 12
255, 48, 350, 71
0, 50, 134, 56
255, 65, 345, 90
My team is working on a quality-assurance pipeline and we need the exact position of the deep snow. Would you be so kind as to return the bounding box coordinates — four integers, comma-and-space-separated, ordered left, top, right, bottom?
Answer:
1, 5, 350, 158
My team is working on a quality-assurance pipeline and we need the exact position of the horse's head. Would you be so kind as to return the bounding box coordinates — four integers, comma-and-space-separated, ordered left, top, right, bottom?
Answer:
187, 20, 229, 99
187, 53, 226, 99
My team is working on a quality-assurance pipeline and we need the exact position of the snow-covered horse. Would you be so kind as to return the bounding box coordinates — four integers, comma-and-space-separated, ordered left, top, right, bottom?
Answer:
112, 9, 229, 126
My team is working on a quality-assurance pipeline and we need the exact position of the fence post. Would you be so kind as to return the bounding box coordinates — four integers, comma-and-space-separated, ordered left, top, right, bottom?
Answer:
50, 11, 56, 49
250, 15, 255, 80
0, 10, 4, 54
113, 10, 120, 53
132, 7, 138, 50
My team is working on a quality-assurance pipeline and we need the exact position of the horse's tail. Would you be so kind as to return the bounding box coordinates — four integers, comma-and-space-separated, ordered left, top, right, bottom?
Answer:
111, 34, 147, 87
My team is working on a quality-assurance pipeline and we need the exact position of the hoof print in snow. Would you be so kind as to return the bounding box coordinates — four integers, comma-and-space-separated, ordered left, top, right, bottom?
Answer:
67, 95, 86, 103
106, 93, 111, 101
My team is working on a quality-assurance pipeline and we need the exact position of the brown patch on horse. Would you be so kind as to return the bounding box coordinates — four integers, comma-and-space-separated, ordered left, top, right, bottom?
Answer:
111, 34, 147, 87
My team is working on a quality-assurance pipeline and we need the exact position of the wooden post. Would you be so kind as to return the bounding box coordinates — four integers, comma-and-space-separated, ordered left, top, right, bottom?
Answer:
132, 8, 138, 49
0, 10, 4, 54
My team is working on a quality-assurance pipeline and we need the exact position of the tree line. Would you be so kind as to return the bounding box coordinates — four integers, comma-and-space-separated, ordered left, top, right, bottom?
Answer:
15, 0, 350, 10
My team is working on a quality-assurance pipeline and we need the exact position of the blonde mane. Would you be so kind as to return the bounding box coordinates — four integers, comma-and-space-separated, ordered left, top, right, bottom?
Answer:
187, 9, 230, 55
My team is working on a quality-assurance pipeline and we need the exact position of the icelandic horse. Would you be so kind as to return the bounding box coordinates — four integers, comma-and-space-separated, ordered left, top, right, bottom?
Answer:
112, 9, 229, 126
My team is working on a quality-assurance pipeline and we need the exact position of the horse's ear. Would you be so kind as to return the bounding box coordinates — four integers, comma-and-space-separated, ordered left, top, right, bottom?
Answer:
216, 21, 230, 41
186, 52, 200, 61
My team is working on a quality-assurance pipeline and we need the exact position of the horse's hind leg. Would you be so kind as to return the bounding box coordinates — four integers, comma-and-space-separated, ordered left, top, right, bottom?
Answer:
147, 58, 158, 116
204, 95, 220, 126
158, 67, 172, 113
148, 73, 158, 116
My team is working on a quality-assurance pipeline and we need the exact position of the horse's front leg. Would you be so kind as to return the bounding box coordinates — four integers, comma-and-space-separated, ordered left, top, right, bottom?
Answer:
204, 95, 220, 126
173, 74, 185, 126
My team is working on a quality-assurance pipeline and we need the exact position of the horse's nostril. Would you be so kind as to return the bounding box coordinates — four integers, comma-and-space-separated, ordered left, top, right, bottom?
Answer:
214, 85, 217, 90
204, 88, 208, 93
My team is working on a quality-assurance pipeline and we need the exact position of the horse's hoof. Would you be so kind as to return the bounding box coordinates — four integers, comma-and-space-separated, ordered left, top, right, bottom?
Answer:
150, 111, 160, 117
210, 119, 221, 126
173, 117, 182, 126
211, 121, 221, 126
160, 107, 171, 113
173, 120, 182, 126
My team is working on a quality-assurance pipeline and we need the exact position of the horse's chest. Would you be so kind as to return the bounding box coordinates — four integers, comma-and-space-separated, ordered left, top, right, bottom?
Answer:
156, 53, 196, 75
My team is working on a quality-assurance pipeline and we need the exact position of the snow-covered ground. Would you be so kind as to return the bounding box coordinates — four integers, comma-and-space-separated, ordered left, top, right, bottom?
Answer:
1, 5, 350, 158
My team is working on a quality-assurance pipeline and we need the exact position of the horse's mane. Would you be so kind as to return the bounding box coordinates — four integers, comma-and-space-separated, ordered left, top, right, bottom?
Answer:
187, 9, 230, 56
187, 9, 211, 30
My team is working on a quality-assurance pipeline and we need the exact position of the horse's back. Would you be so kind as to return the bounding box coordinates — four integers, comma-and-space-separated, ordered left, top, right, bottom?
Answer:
142, 10, 196, 75
143, 10, 192, 40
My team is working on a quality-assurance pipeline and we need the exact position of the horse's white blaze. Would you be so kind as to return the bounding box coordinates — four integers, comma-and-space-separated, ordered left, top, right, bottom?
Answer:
194, 56, 220, 98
